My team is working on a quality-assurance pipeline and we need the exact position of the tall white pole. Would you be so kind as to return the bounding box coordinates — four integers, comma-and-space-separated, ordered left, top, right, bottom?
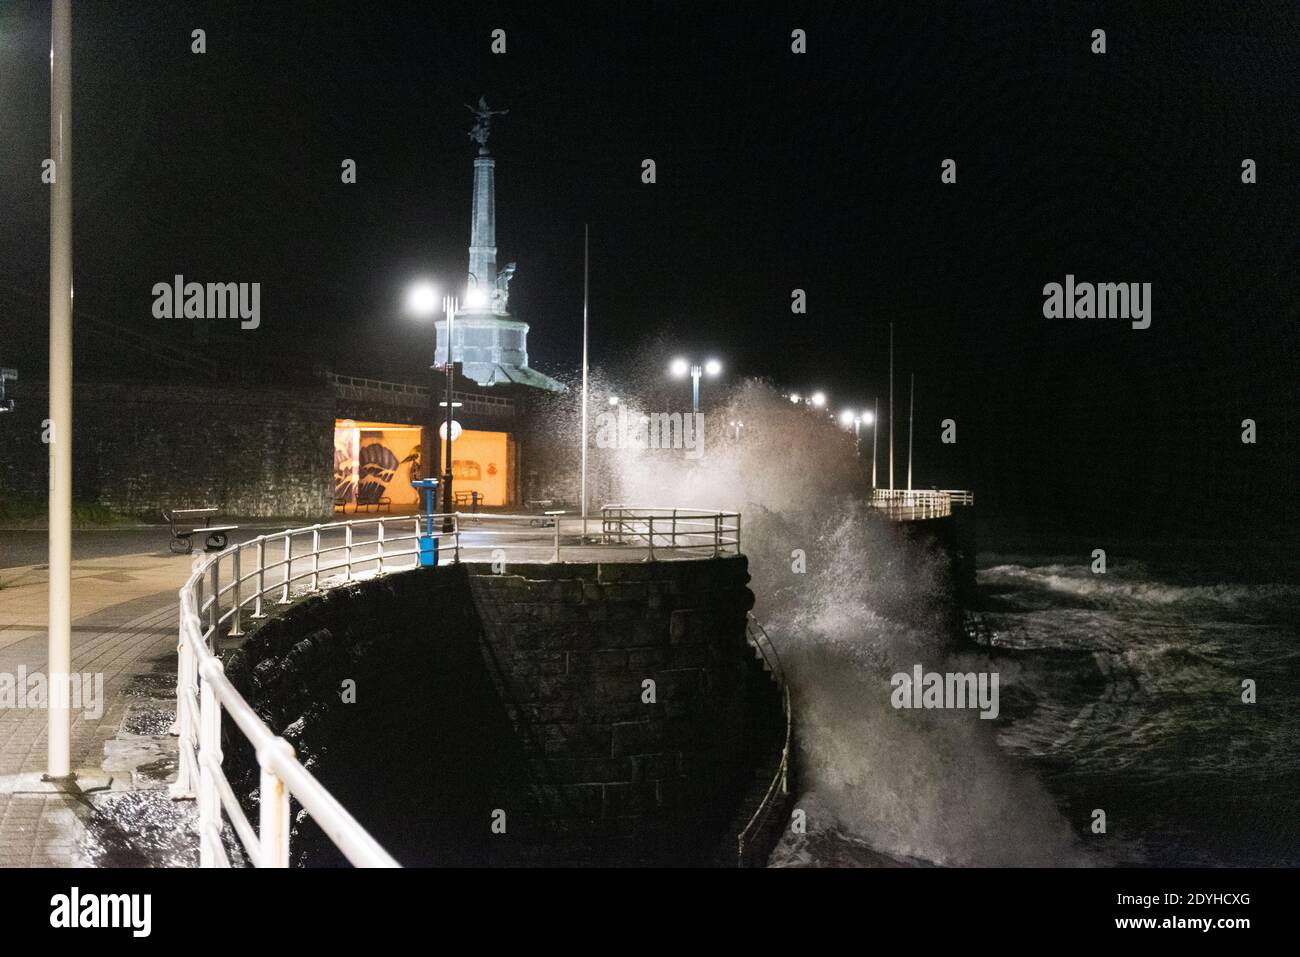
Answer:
580, 225, 589, 539
871, 396, 878, 488
907, 373, 914, 492
888, 322, 894, 491
47, 0, 73, 781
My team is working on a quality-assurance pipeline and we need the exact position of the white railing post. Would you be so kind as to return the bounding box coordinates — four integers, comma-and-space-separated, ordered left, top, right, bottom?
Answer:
713, 513, 721, 557
228, 548, 243, 637
207, 560, 219, 646
344, 523, 353, 583
198, 667, 221, 867
376, 521, 385, 575
647, 516, 655, 560
553, 514, 561, 562
279, 535, 292, 604
258, 739, 293, 868
169, 617, 197, 799
310, 525, 321, 591
252, 539, 266, 619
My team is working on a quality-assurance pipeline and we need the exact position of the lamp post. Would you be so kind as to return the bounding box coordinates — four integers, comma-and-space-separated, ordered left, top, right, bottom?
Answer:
440, 296, 459, 531
406, 282, 460, 531
47, 0, 73, 782
839, 408, 872, 457
670, 357, 721, 414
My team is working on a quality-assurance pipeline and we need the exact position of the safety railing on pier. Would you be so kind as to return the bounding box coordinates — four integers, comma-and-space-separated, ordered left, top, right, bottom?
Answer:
172, 505, 742, 868
869, 488, 974, 520
599, 505, 742, 559
736, 613, 791, 867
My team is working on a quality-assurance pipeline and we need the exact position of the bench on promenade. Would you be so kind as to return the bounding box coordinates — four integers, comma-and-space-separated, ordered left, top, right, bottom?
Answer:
163, 507, 238, 554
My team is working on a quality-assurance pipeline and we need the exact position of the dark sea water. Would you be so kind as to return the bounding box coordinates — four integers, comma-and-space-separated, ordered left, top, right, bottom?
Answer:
768, 541, 1300, 868
976, 552, 1300, 867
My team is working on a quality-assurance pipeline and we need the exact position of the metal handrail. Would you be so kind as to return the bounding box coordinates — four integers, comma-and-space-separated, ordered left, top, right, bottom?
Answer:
736, 613, 792, 866
868, 488, 974, 520
173, 506, 744, 868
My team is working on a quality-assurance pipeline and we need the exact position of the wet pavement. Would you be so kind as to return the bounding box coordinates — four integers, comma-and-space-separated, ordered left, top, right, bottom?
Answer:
0, 551, 199, 867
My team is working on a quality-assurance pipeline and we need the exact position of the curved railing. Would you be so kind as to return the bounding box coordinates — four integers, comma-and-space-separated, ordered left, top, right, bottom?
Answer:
172, 506, 743, 868
736, 613, 792, 867
869, 488, 975, 521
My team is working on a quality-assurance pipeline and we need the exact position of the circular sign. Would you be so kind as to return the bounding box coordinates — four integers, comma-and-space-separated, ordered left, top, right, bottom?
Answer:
438, 420, 463, 441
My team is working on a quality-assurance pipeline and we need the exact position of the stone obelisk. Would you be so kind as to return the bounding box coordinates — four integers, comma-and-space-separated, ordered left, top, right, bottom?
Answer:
468, 148, 497, 296
435, 97, 562, 392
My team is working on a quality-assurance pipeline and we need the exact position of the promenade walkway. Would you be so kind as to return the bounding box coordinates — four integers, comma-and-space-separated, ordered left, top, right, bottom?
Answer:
0, 511, 742, 867
0, 551, 194, 867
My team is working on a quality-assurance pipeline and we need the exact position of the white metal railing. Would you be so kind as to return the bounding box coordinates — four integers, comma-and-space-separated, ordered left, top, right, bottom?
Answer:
940, 489, 975, 506
869, 488, 974, 520
599, 505, 742, 559
172, 506, 742, 868
736, 613, 791, 867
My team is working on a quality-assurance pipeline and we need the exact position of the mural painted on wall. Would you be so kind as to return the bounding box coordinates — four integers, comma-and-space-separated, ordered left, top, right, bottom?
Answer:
451, 429, 509, 507
333, 421, 423, 512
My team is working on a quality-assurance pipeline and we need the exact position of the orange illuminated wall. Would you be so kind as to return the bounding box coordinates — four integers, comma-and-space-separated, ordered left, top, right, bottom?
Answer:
333, 420, 424, 512
452, 429, 509, 507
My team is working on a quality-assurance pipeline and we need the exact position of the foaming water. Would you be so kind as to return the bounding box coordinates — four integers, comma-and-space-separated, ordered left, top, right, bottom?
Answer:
600, 381, 1084, 866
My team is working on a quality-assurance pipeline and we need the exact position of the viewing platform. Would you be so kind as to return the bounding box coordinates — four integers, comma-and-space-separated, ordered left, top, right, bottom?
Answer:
869, 488, 975, 522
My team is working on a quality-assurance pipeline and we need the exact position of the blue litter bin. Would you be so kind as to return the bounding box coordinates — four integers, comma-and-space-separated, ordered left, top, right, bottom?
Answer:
412, 478, 440, 566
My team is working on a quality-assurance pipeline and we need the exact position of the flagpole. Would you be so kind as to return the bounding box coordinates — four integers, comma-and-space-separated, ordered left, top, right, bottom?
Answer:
888, 322, 894, 491
907, 372, 914, 492
580, 225, 589, 540
871, 396, 879, 488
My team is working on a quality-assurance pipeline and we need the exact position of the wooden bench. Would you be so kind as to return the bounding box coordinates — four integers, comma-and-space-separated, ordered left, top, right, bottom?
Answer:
163, 507, 238, 555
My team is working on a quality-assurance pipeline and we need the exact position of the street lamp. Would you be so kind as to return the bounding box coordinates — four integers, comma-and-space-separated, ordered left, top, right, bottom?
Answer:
840, 408, 872, 457
810, 391, 826, 409
669, 356, 721, 414
407, 282, 460, 530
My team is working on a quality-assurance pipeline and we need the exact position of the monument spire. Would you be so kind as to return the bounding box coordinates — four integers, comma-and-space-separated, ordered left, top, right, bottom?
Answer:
433, 97, 562, 391
465, 96, 508, 305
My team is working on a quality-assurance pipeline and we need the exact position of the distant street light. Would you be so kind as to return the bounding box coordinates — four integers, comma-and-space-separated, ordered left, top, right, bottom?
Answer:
669, 356, 721, 414
789, 393, 801, 404
406, 281, 440, 318
810, 391, 826, 408
839, 409, 855, 427
608, 395, 620, 406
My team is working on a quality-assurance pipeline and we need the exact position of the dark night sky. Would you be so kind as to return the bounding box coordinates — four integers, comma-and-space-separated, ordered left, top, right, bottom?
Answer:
1, 1, 1297, 543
